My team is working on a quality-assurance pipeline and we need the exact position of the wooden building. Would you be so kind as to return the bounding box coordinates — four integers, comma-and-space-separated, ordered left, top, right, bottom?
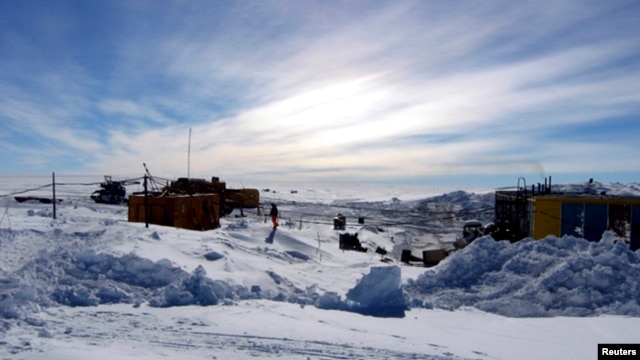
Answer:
128, 193, 220, 231
127, 176, 261, 231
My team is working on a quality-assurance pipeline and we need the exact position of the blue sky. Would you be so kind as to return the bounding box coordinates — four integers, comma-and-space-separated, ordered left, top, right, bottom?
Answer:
1, 0, 639, 187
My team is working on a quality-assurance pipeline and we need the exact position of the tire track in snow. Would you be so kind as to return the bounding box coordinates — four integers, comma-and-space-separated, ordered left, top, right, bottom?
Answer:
15, 307, 473, 360
145, 329, 462, 359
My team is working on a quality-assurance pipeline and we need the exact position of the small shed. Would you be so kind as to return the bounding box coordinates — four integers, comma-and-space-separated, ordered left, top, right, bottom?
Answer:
225, 188, 260, 209
128, 193, 220, 231
528, 195, 640, 250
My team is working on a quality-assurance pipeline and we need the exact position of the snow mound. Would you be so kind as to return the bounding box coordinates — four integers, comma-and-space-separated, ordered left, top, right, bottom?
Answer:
315, 266, 406, 318
346, 266, 406, 317
406, 234, 640, 317
0, 248, 257, 320
0, 246, 408, 320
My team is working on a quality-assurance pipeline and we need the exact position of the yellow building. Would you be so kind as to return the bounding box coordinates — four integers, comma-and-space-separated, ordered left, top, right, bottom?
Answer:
528, 195, 640, 250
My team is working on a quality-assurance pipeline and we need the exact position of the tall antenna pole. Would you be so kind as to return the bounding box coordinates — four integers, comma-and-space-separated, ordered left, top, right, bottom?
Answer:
188, 127, 192, 179
52, 172, 57, 220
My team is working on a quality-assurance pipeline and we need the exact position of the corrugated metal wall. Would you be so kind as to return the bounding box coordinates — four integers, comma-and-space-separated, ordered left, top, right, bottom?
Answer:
529, 196, 640, 251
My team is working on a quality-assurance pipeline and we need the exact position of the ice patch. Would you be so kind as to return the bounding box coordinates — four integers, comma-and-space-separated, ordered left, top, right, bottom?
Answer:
285, 250, 311, 261
204, 251, 225, 261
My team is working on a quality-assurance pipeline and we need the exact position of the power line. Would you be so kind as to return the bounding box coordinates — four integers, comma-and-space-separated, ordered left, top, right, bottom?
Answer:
0, 184, 53, 198
0, 176, 147, 198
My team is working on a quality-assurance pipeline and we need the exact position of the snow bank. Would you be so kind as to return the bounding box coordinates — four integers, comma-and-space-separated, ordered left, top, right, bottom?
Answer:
406, 233, 640, 317
0, 249, 224, 318
0, 244, 407, 320
2, 227, 639, 321
315, 266, 406, 318
345, 266, 406, 317
0, 247, 312, 320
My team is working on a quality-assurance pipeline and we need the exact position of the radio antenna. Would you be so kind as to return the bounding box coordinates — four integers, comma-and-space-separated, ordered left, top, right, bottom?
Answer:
187, 127, 192, 179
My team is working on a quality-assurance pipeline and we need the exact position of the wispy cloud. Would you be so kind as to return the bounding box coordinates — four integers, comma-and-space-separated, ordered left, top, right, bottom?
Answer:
1, 0, 638, 184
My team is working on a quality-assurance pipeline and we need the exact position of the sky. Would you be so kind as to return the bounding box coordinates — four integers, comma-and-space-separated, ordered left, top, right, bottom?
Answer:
1, 0, 639, 188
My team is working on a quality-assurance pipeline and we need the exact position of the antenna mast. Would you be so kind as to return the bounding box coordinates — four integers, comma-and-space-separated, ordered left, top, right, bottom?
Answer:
187, 127, 192, 179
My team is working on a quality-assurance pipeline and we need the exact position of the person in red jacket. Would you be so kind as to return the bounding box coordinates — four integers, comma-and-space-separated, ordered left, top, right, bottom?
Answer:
270, 203, 279, 229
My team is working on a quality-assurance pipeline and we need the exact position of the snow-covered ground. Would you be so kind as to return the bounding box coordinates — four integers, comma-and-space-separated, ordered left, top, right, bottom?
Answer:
0, 175, 639, 359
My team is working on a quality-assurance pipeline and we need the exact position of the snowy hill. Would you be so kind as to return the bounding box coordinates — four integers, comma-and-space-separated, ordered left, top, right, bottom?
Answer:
0, 176, 639, 359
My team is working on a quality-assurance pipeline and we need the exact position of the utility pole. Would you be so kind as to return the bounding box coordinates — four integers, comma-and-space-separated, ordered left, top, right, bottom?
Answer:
144, 174, 149, 228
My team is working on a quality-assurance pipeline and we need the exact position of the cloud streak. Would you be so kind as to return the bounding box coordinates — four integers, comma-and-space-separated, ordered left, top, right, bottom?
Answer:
1, 0, 638, 185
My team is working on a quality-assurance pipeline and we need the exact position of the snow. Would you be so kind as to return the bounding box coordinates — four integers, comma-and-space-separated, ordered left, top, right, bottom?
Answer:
407, 235, 640, 317
1, 176, 639, 359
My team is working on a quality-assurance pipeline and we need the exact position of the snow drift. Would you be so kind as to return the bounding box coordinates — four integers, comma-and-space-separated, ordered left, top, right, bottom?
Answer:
1, 210, 638, 321
406, 233, 640, 317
